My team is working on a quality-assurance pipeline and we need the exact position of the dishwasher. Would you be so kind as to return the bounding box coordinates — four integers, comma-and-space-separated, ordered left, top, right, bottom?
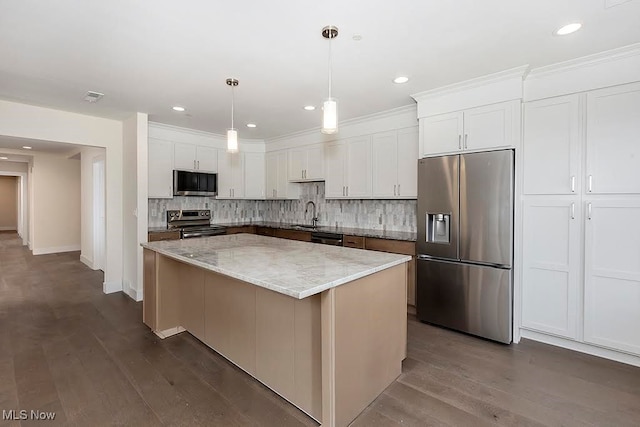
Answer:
310, 231, 344, 246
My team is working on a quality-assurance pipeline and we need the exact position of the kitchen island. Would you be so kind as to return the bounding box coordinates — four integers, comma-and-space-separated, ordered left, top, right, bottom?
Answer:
142, 234, 410, 427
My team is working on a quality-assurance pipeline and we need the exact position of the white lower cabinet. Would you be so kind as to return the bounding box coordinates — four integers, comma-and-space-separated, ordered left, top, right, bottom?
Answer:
522, 199, 580, 339
522, 198, 640, 357
583, 200, 640, 355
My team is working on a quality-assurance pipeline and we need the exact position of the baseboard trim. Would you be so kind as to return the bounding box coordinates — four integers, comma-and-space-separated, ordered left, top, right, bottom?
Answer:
0, 226, 17, 231
32, 244, 81, 255
79, 255, 95, 270
124, 286, 143, 302
154, 326, 186, 339
103, 280, 123, 294
520, 329, 640, 368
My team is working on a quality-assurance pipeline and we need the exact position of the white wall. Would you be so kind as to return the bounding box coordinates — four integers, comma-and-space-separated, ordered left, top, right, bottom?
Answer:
265, 105, 417, 151
0, 161, 28, 173
80, 147, 106, 268
30, 153, 81, 254
122, 113, 148, 301
0, 176, 18, 230
0, 100, 124, 293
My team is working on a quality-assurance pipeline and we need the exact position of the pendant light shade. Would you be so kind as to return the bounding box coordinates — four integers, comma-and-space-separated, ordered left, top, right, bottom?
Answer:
321, 26, 338, 135
226, 128, 238, 153
226, 78, 239, 153
322, 98, 338, 134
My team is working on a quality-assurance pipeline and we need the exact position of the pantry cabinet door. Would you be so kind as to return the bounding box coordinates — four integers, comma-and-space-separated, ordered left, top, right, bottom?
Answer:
584, 200, 640, 355
523, 94, 582, 195
586, 82, 640, 194
521, 199, 580, 339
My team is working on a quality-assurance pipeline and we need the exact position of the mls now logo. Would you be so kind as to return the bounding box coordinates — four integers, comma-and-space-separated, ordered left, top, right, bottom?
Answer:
3, 410, 56, 420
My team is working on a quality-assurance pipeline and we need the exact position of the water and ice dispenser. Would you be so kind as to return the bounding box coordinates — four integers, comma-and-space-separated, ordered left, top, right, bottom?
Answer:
426, 213, 451, 244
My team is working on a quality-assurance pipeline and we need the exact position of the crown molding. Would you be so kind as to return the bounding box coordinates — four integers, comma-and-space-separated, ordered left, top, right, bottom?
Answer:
527, 43, 640, 80
411, 65, 530, 103
148, 121, 264, 145
265, 103, 416, 144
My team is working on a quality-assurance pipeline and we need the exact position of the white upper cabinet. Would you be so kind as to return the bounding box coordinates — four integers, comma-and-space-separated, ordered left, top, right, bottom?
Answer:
523, 94, 582, 195
583, 200, 640, 355
325, 141, 347, 198
324, 136, 371, 199
420, 112, 463, 156
420, 100, 518, 157
174, 143, 218, 172
288, 144, 324, 182
148, 138, 174, 198
217, 151, 245, 199
346, 136, 372, 198
266, 151, 298, 200
371, 127, 418, 199
244, 152, 265, 199
586, 82, 640, 195
521, 199, 581, 339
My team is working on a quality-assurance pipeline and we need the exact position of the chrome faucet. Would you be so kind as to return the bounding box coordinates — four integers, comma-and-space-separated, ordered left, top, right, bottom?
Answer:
304, 201, 318, 228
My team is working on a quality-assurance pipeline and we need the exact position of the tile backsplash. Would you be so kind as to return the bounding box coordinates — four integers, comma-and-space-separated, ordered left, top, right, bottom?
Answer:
149, 182, 417, 232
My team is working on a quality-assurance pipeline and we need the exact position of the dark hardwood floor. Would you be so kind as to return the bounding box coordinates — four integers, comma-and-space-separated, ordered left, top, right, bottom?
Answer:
1, 231, 639, 426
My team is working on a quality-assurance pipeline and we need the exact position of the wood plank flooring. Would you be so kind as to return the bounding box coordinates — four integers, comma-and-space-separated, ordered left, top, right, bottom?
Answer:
1, 231, 639, 426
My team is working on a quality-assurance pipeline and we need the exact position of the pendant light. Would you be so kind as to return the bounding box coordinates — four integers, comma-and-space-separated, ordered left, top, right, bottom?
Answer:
226, 78, 239, 153
321, 25, 338, 134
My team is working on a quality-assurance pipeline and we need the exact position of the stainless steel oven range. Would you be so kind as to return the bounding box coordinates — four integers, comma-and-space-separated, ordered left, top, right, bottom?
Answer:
166, 209, 226, 239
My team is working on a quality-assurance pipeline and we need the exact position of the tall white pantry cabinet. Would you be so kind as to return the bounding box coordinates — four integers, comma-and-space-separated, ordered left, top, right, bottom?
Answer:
521, 81, 640, 357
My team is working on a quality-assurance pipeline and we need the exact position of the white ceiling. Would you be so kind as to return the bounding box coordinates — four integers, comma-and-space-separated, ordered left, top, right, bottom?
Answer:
0, 135, 83, 156
0, 0, 639, 140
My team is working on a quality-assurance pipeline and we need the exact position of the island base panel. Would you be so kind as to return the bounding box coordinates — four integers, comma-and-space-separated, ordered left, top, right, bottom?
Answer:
322, 264, 407, 427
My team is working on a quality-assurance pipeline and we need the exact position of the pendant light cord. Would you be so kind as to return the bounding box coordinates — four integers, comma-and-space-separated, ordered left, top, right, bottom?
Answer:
231, 84, 235, 129
328, 31, 332, 99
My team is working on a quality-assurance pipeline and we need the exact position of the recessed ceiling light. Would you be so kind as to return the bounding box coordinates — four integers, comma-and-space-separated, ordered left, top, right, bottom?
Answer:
22, 146, 32, 150
393, 76, 409, 84
246, 123, 257, 128
303, 105, 316, 111
172, 106, 186, 112
0, 156, 8, 160
555, 22, 582, 36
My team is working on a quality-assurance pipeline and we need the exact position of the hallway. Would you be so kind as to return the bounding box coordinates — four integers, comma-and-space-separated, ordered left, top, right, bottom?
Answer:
1, 231, 639, 426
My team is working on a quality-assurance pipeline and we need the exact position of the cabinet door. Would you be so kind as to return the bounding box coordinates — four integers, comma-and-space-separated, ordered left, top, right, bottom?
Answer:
276, 151, 289, 199
196, 146, 218, 172
231, 153, 245, 198
346, 136, 372, 198
523, 95, 582, 195
397, 127, 419, 198
148, 138, 174, 198
174, 142, 197, 170
244, 152, 265, 199
586, 82, 640, 194
463, 101, 514, 151
217, 151, 234, 198
265, 152, 278, 199
521, 199, 580, 339
325, 142, 346, 198
421, 111, 463, 156
305, 145, 324, 180
584, 200, 640, 355
371, 131, 398, 198
288, 149, 305, 181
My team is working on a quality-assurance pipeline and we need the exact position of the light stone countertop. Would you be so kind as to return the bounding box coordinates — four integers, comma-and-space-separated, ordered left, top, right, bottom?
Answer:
141, 233, 411, 299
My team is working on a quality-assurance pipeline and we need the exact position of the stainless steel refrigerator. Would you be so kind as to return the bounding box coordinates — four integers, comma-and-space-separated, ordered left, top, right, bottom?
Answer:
416, 149, 514, 344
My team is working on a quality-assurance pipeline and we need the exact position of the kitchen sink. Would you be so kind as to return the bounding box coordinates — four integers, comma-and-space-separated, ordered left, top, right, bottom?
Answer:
292, 224, 317, 230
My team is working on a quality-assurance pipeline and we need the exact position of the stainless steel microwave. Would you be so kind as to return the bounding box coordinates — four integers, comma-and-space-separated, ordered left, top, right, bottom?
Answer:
173, 170, 217, 196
